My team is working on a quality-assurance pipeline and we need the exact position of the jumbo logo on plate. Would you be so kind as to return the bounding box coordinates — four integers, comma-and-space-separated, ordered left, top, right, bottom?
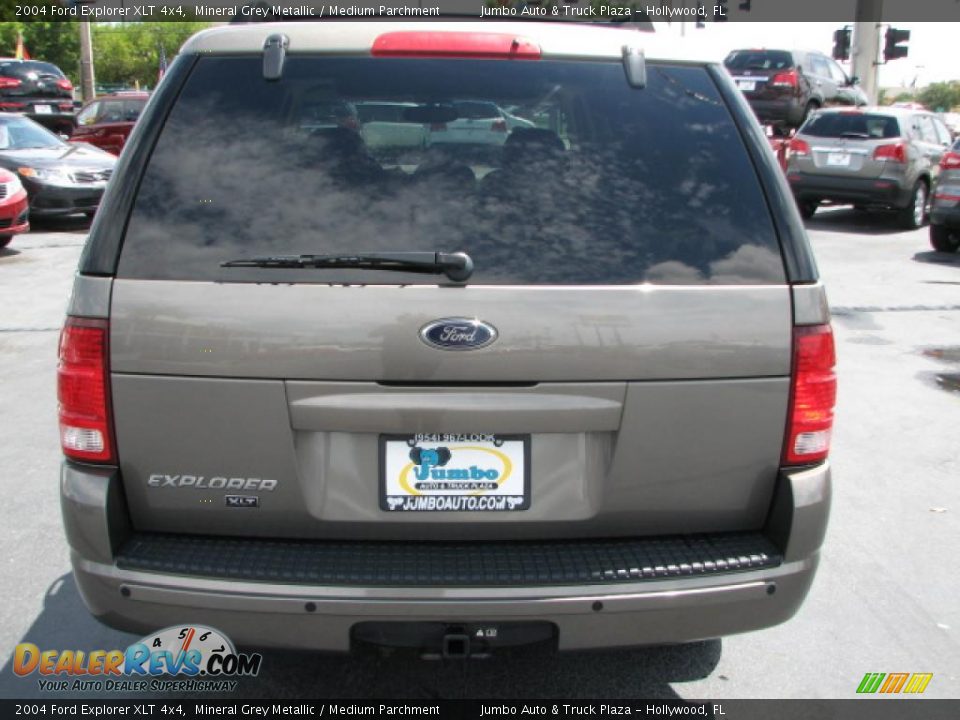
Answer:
419, 317, 497, 351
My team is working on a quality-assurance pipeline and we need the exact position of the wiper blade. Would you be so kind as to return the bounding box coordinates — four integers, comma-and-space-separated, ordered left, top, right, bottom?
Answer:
840, 132, 870, 139
221, 251, 474, 282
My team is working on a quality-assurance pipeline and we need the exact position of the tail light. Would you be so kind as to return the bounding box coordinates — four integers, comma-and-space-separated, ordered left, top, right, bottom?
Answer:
372, 31, 541, 60
58, 317, 115, 464
873, 142, 906, 163
0, 77, 22, 89
56, 78, 73, 92
940, 151, 960, 170
770, 70, 799, 88
783, 325, 836, 465
429, 122, 447, 132
788, 137, 810, 156
491, 119, 508, 133
58, 102, 73, 111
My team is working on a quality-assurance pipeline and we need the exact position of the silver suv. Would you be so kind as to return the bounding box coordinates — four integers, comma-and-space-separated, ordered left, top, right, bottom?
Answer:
787, 106, 953, 228
58, 22, 835, 657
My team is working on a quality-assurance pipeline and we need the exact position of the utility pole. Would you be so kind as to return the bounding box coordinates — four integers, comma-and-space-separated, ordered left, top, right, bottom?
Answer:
79, 21, 95, 103
851, 0, 883, 105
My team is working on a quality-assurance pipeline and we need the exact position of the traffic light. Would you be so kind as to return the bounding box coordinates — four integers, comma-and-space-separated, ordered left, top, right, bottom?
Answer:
696, 2, 705, 28
884, 27, 910, 62
832, 27, 851, 61
716, 1, 728, 21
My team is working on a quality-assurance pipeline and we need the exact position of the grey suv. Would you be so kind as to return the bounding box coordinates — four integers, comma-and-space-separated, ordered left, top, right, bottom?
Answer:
787, 106, 953, 227
58, 22, 834, 656
724, 49, 867, 129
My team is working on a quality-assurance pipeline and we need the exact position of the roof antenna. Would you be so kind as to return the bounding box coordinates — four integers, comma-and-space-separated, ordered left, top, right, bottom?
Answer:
622, 45, 647, 89
263, 33, 289, 81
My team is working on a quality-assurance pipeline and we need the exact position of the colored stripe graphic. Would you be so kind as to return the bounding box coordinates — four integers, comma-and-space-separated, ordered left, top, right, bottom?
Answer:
880, 673, 909, 693
857, 673, 885, 693
903, 673, 933, 694
857, 672, 932, 694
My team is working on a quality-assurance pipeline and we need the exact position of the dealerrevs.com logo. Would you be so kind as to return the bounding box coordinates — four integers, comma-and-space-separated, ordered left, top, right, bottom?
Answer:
13, 625, 261, 693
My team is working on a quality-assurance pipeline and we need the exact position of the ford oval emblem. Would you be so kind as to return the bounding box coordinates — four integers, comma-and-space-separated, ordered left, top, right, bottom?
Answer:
419, 318, 498, 351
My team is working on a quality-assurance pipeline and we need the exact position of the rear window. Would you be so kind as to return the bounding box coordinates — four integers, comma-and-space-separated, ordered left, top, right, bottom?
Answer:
723, 51, 793, 72
118, 56, 784, 286
0, 60, 65, 78
801, 112, 901, 139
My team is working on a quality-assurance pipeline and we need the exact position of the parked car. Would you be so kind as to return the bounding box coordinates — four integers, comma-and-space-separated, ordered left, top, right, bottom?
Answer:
355, 101, 427, 153
724, 49, 867, 129
69, 92, 149, 156
0, 166, 29, 248
929, 137, 960, 252
60, 22, 834, 656
427, 99, 535, 148
786, 107, 953, 227
0, 113, 115, 217
0, 59, 75, 136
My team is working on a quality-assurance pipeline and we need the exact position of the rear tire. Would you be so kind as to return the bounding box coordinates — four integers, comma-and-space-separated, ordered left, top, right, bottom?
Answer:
930, 224, 960, 253
800, 101, 819, 127
899, 181, 927, 230
0, 235, 10, 249
798, 200, 818, 219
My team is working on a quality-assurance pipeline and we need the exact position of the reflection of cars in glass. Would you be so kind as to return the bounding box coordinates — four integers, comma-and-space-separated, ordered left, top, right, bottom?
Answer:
0, 114, 116, 217
725, 49, 867, 129
427, 100, 535, 147
69, 92, 149, 156
0, 59, 75, 135
787, 107, 953, 228
62, 23, 835, 657
298, 99, 358, 132
929, 138, 960, 252
355, 101, 426, 151
0, 166, 29, 248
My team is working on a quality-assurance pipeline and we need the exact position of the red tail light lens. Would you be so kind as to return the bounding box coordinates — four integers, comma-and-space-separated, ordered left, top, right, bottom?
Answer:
771, 70, 799, 88
372, 32, 541, 60
57, 78, 73, 92
0, 77, 22, 89
940, 151, 960, 170
784, 325, 836, 465
789, 137, 810, 156
58, 317, 115, 463
874, 142, 906, 163
491, 119, 508, 133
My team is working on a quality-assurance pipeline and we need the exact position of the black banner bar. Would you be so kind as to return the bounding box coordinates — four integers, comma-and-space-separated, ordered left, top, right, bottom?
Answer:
1, 700, 959, 719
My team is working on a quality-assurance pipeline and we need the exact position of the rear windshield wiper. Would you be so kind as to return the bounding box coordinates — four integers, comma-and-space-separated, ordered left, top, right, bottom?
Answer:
840, 132, 870, 139
221, 251, 474, 282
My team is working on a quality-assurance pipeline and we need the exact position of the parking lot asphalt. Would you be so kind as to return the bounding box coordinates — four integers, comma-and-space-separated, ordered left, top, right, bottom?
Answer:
0, 210, 957, 700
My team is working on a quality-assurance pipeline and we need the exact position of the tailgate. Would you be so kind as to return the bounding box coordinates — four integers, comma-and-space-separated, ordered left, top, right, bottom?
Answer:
110, 282, 791, 540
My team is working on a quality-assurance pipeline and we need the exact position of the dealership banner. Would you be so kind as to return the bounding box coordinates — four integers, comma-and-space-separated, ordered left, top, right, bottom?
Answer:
1, 700, 960, 718
3, 0, 960, 23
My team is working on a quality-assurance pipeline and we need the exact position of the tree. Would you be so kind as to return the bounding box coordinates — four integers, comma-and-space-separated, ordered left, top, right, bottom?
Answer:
91, 22, 212, 90
917, 81, 960, 113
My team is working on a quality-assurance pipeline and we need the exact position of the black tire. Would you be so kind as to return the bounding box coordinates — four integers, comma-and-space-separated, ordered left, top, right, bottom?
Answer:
930, 224, 960, 253
798, 200, 818, 219
0, 235, 10, 249
800, 101, 819, 127
898, 181, 928, 230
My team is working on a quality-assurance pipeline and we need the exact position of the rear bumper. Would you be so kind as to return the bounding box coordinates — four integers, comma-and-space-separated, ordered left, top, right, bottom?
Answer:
930, 203, 960, 229
788, 172, 911, 208
62, 462, 831, 652
745, 98, 804, 127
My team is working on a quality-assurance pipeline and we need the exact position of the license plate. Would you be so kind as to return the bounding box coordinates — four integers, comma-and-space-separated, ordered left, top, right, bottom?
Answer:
380, 434, 530, 512
826, 152, 851, 166
736, 80, 756, 92
33, 104, 52, 114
